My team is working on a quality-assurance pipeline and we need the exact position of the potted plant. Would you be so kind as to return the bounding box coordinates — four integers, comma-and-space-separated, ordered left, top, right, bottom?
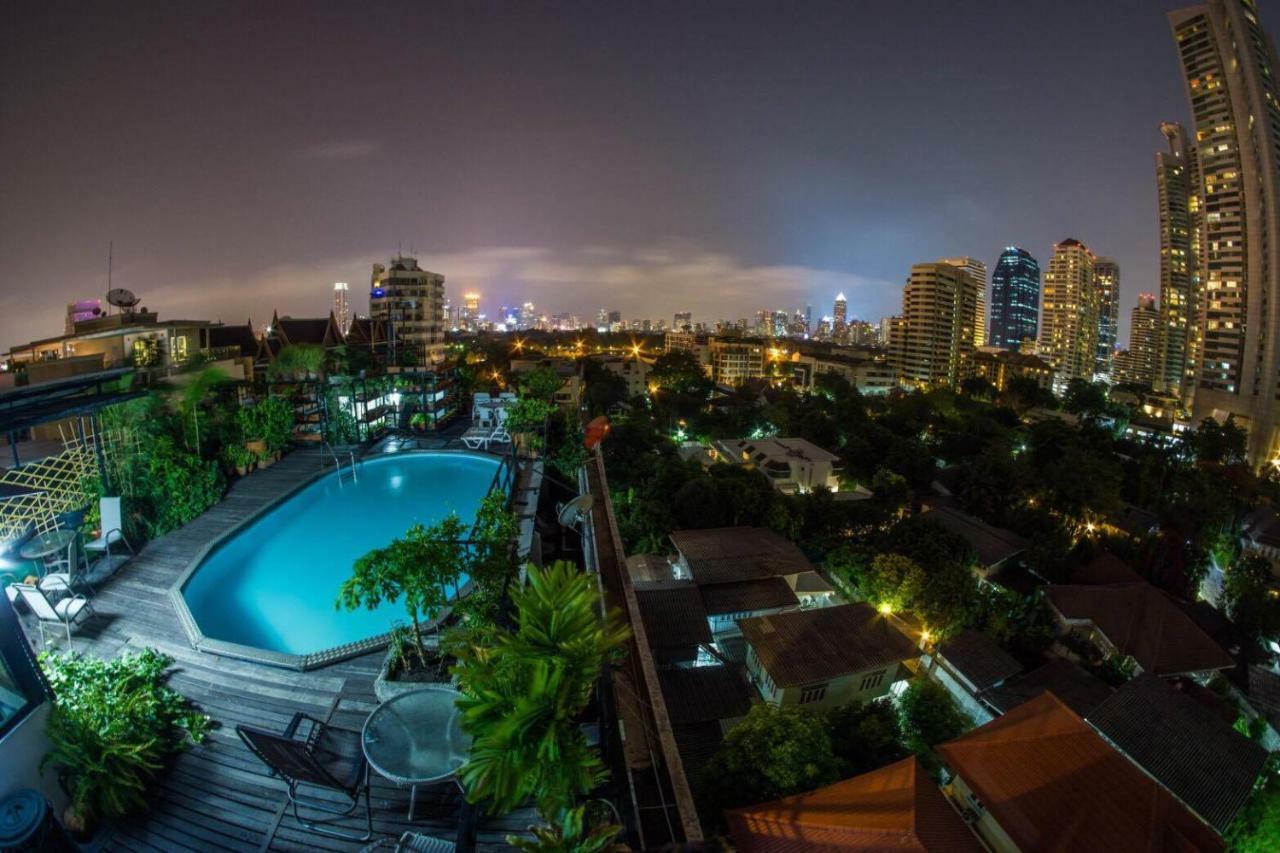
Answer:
337, 514, 468, 701
294, 344, 325, 381
237, 405, 267, 458
259, 396, 295, 459
224, 444, 253, 476
40, 649, 211, 839
410, 412, 428, 433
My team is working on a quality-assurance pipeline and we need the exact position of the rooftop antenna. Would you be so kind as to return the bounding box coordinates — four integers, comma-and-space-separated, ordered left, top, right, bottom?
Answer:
107, 241, 113, 314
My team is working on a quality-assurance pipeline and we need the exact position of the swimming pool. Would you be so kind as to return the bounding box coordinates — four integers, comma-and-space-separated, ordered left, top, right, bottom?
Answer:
177, 451, 501, 662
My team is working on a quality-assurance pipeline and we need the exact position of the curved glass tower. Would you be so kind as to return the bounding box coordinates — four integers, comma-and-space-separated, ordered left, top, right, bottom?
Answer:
988, 247, 1041, 350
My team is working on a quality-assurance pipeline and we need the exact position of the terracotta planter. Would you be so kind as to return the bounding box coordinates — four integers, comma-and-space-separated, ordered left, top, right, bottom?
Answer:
234, 464, 248, 477
245, 439, 267, 456
258, 455, 275, 470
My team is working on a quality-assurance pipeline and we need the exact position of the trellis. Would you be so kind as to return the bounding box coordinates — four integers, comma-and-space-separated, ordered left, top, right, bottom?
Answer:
0, 421, 135, 547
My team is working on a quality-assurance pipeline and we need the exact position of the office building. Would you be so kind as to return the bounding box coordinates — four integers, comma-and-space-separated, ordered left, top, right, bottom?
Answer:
988, 247, 1041, 350
1093, 258, 1120, 377
939, 257, 988, 348
709, 337, 766, 385
833, 292, 848, 339
369, 255, 446, 365
673, 311, 692, 331
1038, 238, 1097, 385
1155, 122, 1204, 400
1171, 0, 1280, 460
332, 282, 350, 334
892, 262, 981, 388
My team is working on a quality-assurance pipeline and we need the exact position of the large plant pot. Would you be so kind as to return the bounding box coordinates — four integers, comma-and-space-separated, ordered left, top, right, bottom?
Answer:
373, 644, 456, 702
245, 439, 267, 456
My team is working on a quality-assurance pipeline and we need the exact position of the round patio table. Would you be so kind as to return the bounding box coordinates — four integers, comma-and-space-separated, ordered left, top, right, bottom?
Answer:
18, 530, 77, 576
362, 685, 472, 821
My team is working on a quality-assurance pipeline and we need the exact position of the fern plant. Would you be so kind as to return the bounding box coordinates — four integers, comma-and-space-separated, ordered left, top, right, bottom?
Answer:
450, 560, 630, 819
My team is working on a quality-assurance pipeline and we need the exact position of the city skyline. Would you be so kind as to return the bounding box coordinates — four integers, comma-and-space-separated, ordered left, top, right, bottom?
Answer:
0, 0, 1252, 352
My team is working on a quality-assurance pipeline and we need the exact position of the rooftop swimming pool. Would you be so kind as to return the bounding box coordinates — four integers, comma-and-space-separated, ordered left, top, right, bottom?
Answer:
177, 451, 501, 664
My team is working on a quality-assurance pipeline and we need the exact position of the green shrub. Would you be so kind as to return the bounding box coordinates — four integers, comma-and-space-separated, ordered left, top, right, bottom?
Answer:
40, 649, 211, 822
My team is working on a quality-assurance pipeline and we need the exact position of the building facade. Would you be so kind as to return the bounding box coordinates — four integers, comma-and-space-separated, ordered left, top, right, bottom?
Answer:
939, 256, 988, 348
1114, 294, 1161, 386
1171, 0, 1280, 461
332, 282, 350, 334
1093, 258, 1120, 377
988, 247, 1041, 350
369, 256, 446, 365
1155, 122, 1204, 400
709, 337, 766, 385
1038, 238, 1097, 386
892, 262, 981, 388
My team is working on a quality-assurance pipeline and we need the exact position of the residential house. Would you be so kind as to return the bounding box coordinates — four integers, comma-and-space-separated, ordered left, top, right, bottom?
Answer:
656, 665, 755, 778
714, 437, 842, 495
510, 356, 583, 411
984, 659, 1113, 718
739, 604, 919, 709
598, 356, 651, 400
970, 348, 1054, 392
919, 504, 1028, 576
726, 756, 983, 852
259, 309, 345, 360
1086, 675, 1267, 834
927, 629, 1022, 724
937, 692, 1223, 852
633, 580, 712, 667
1045, 582, 1235, 678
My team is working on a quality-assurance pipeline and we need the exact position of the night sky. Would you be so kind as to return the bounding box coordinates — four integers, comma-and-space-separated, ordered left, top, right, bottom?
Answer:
2, 0, 1267, 351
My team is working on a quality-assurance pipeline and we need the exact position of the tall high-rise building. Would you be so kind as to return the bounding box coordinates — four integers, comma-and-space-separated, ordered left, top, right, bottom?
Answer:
1093, 258, 1121, 376
332, 282, 350, 334
891, 262, 981, 388
369, 256, 446, 364
673, 311, 692, 331
988, 247, 1041, 350
833, 292, 848, 338
1170, 0, 1280, 460
1115, 294, 1161, 386
1155, 122, 1204, 400
1038, 238, 1097, 385
459, 291, 481, 330
938, 257, 988, 348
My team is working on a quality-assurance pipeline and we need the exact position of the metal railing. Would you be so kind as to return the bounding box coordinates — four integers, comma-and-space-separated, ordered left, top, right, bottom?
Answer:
322, 442, 359, 484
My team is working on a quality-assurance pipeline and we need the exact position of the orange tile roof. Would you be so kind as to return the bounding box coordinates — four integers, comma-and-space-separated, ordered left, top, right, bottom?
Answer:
726, 756, 982, 852
936, 692, 1223, 852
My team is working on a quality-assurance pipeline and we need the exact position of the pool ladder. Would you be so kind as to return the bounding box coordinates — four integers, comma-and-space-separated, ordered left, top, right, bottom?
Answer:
324, 443, 359, 484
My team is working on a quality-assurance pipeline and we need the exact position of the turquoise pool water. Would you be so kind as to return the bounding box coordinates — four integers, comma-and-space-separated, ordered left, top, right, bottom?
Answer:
181, 452, 500, 656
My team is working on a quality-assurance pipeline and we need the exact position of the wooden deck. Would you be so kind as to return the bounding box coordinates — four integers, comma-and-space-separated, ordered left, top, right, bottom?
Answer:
18, 448, 533, 852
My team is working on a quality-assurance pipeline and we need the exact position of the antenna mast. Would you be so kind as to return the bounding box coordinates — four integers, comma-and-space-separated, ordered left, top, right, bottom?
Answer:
107, 241, 113, 313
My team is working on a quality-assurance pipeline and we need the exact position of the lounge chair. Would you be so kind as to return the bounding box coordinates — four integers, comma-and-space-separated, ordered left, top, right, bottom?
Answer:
460, 426, 493, 450
488, 426, 512, 445
83, 497, 134, 567
12, 583, 93, 649
360, 832, 456, 852
237, 712, 372, 841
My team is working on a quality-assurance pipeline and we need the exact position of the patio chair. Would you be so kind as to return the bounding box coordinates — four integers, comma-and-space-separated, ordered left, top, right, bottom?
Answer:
360, 832, 456, 853
237, 712, 372, 842
11, 583, 93, 649
488, 426, 512, 445
83, 497, 134, 564
40, 534, 94, 597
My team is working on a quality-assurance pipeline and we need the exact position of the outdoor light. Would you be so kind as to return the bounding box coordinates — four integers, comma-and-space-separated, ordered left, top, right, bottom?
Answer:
878, 602, 893, 615
388, 392, 402, 407
919, 629, 931, 644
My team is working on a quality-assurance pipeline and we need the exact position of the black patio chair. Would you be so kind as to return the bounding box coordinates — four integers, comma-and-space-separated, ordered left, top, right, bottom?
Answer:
237, 712, 372, 841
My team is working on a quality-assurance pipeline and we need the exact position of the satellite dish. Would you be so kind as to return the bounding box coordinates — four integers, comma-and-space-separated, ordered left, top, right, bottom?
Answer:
106, 288, 140, 310
557, 494, 594, 528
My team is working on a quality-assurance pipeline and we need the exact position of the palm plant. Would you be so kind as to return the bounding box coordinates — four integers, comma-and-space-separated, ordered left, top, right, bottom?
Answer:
508, 804, 627, 853
450, 560, 630, 819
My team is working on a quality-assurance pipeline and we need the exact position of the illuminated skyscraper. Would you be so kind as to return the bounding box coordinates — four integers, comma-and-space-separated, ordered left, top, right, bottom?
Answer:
938, 257, 988, 348
1171, 0, 1280, 460
332, 282, 350, 335
1038, 238, 1097, 385
1156, 122, 1203, 400
369, 256, 446, 364
673, 311, 692, 331
1115, 294, 1161, 386
1093, 258, 1120, 376
988, 247, 1041, 350
833, 292, 848, 339
892, 262, 981, 388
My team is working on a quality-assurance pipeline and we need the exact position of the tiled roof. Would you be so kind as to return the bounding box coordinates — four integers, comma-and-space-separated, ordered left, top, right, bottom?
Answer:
919, 506, 1027, 567
792, 569, 834, 594
937, 630, 1021, 691
633, 581, 711, 648
1046, 582, 1234, 676
276, 316, 334, 346
670, 527, 812, 584
625, 553, 673, 583
699, 577, 798, 616
657, 665, 753, 725
985, 659, 1113, 718
207, 323, 258, 356
1246, 664, 1280, 726
1071, 550, 1144, 586
738, 604, 918, 688
1087, 675, 1267, 832
726, 756, 982, 852
937, 692, 1223, 852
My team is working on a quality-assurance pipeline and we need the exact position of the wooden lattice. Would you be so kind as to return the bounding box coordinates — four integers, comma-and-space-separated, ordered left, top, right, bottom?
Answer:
0, 422, 134, 547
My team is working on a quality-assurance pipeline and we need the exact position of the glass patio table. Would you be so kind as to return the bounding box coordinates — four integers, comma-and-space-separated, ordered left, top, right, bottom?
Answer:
361, 685, 472, 821
18, 530, 77, 577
